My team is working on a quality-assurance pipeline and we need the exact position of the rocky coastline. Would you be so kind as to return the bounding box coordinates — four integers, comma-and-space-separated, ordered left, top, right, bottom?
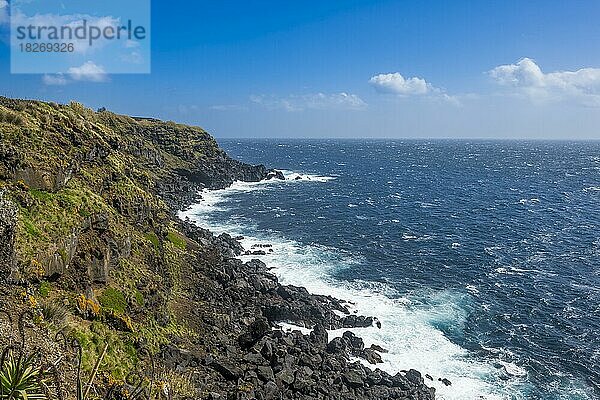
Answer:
0, 97, 435, 399
170, 217, 437, 400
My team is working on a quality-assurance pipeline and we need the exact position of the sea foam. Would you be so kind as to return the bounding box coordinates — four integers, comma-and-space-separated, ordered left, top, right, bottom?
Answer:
178, 172, 529, 400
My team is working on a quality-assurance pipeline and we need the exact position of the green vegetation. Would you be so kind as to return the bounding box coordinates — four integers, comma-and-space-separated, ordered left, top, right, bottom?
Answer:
72, 322, 138, 382
0, 106, 26, 126
98, 287, 127, 315
134, 289, 144, 307
28, 189, 52, 202
38, 299, 68, 327
166, 230, 186, 250
145, 231, 160, 251
0, 351, 47, 400
38, 281, 51, 297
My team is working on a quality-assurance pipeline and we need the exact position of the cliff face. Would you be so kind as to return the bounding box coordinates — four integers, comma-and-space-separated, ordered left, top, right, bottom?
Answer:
0, 191, 17, 279
0, 97, 433, 400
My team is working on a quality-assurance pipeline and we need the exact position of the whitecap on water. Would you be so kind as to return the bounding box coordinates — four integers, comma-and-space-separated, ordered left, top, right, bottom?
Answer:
279, 169, 337, 182
179, 175, 530, 400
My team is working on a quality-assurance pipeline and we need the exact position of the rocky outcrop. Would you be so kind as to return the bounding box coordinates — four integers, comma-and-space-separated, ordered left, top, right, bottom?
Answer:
0, 191, 17, 281
175, 220, 436, 399
12, 166, 73, 192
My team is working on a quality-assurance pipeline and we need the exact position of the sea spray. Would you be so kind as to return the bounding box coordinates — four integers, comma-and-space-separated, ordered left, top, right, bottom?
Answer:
179, 173, 528, 400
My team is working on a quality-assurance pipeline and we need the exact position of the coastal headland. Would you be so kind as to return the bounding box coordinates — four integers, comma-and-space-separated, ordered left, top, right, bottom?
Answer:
0, 97, 435, 399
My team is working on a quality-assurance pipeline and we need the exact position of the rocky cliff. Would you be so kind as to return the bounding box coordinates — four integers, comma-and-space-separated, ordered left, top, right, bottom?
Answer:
0, 97, 434, 399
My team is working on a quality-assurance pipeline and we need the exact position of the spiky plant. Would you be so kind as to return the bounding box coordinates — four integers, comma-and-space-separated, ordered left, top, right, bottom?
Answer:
38, 300, 68, 328
0, 350, 48, 400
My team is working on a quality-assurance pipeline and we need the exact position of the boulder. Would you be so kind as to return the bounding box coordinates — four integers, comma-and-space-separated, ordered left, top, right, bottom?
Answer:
257, 365, 275, 382
238, 317, 271, 349
309, 323, 328, 348
211, 359, 243, 381
343, 370, 366, 388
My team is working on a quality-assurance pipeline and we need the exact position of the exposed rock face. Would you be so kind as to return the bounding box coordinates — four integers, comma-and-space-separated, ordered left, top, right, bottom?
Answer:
0, 191, 17, 281
12, 166, 73, 192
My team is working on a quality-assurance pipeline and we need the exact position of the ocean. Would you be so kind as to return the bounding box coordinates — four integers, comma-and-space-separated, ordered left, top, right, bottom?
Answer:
180, 139, 600, 400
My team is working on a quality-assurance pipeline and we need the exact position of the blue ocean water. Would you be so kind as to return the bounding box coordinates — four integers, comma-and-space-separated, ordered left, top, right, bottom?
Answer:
183, 139, 600, 400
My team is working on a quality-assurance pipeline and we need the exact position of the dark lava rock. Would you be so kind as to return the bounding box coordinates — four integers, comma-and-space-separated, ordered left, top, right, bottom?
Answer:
343, 370, 365, 388
341, 314, 374, 328
361, 348, 383, 364
440, 377, 452, 386
370, 344, 388, 353
406, 369, 424, 386
211, 359, 243, 381
239, 316, 271, 349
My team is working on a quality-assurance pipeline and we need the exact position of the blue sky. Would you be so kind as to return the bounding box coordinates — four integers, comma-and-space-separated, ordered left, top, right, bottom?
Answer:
1, 0, 600, 138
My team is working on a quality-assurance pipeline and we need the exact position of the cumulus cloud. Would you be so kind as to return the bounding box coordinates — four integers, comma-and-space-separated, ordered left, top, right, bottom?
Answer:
368, 72, 460, 105
369, 72, 433, 95
489, 58, 600, 106
67, 61, 108, 82
42, 74, 68, 86
43, 61, 109, 85
250, 92, 367, 112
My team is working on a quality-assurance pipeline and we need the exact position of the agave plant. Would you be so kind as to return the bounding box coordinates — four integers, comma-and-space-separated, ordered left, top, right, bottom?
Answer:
0, 349, 48, 400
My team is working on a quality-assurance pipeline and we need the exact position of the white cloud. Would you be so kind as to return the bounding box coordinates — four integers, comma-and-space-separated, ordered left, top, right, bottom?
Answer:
250, 92, 367, 112
42, 61, 109, 86
209, 104, 248, 111
369, 72, 460, 106
41, 62, 109, 85
42, 74, 68, 86
176, 104, 200, 115
369, 72, 434, 95
10, 10, 120, 53
124, 39, 140, 48
489, 58, 600, 106
120, 50, 143, 64
67, 61, 109, 82
0, 0, 8, 26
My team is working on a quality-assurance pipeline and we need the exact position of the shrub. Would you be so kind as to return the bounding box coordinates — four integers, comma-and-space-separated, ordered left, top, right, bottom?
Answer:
76, 294, 101, 319
38, 299, 68, 327
98, 288, 126, 315
0, 108, 26, 126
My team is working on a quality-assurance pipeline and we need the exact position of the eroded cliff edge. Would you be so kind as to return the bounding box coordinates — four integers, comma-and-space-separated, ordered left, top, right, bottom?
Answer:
0, 97, 434, 399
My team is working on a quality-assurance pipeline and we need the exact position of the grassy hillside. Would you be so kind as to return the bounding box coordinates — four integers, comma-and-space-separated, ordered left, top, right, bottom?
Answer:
0, 97, 253, 397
